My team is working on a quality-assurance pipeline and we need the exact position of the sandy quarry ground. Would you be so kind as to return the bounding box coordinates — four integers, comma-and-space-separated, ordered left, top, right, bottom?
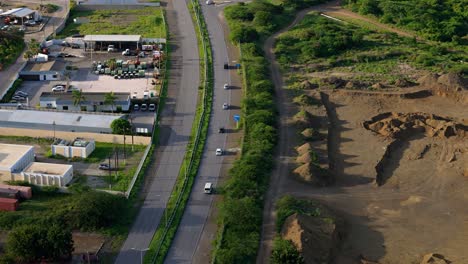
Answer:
282, 88, 468, 264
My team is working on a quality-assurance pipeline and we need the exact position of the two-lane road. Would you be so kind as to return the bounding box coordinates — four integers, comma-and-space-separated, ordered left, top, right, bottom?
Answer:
115, 0, 200, 263
164, 1, 243, 263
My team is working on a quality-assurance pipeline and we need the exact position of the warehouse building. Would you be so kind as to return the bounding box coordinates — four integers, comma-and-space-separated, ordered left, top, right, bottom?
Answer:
19, 60, 66, 81
83, 35, 142, 51
52, 138, 95, 158
40, 92, 131, 112
22, 162, 73, 187
0, 144, 35, 182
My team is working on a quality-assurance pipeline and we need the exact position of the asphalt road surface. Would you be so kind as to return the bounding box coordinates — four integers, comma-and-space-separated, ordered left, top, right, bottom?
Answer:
114, 0, 200, 263
164, 2, 235, 263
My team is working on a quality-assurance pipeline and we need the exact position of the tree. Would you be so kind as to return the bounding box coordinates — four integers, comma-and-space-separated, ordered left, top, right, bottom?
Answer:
5, 224, 73, 262
72, 89, 86, 111
104, 91, 117, 113
111, 118, 132, 135
68, 191, 126, 230
23, 39, 40, 61
271, 237, 304, 264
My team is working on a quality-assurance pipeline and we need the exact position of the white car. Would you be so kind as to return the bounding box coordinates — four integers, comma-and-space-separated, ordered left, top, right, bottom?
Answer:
12, 95, 26, 101
222, 103, 229, 110
215, 148, 223, 156
141, 103, 148, 111
206, 0, 214, 4
223, 83, 229, 89
204, 182, 213, 194
51, 86, 65, 92
15, 91, 28, 97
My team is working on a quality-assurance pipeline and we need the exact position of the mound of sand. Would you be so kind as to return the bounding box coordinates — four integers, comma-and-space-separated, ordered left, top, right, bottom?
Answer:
364, 112, 467, 139
418, 73, 468, 102
420, 253, 450, 264
294, 163, 314, 182
395, 78, 414, 87
281, 213, 343, 264
437, 73, 467, 91
296, 143, 312, 155
301, 128, 321, 141
296, 152, 312, 164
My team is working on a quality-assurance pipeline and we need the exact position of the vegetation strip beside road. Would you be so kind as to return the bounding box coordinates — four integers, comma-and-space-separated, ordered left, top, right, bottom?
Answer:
212, 1, 330, 263
143, 0, 214, 262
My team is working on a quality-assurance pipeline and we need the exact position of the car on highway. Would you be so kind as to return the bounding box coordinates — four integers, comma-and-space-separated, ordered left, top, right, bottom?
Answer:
141, 103, 148, 111
218, 127, 225, 133
149, 104, 156, 111
222, 103, 229, 110
215, 148, 223, 156
51, 86, 65, 92
223, 83, 229, 89
204, 182, 213, 194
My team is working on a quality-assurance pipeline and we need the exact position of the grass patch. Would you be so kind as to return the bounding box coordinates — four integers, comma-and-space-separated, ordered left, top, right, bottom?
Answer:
57, 8, 165, 38
40, 3, 60, 13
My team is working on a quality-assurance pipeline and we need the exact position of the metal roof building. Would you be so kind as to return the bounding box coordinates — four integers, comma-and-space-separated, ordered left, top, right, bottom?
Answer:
0, 8, 35, 18
83, 35, 142, 51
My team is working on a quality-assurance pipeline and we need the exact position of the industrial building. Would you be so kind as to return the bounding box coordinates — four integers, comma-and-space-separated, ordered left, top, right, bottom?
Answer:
52, 138, 95, 158
19, 60, 66, 81
40, 92, 131, 112
84, 35, 142, 51
0, 144, 35, 182
22, 162, 73, 187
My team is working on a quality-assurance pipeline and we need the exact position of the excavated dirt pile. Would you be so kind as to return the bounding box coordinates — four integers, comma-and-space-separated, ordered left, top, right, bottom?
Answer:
420, 253, 451, 264
281, 213, 344, 264
363, 112, 468, 140
418, 73, 468, 103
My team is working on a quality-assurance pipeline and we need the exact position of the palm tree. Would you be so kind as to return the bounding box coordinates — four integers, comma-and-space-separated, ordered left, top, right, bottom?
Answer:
104, 92, 117, 113
72, 89, 86, 111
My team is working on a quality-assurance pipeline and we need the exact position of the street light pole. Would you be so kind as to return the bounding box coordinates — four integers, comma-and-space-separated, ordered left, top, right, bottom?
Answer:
52, 121, 56, 140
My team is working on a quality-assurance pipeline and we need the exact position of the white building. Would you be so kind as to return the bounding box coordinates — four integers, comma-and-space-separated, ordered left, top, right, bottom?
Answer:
22, 162, 73, 187
0, 144, 35, 182
52, 138, 95, 158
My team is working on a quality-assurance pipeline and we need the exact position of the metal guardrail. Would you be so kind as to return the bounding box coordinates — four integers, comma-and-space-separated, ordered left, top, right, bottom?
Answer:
150, 0, 210, 262
125, 141, 153, 198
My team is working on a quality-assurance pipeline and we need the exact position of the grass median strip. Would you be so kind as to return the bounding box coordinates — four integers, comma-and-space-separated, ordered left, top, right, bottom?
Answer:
143, 0, 214, 263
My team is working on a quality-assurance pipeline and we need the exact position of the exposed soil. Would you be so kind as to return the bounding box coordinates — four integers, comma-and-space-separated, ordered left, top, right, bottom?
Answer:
259, 1, 468, 263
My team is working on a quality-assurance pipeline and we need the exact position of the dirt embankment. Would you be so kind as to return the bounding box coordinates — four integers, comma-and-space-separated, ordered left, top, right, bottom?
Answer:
364, 112, 468, 185
281, 212, 344, 264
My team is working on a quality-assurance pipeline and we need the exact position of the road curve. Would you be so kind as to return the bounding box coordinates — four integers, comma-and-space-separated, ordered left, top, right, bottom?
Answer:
163, 2, 237, 263
114, 0, 200, 263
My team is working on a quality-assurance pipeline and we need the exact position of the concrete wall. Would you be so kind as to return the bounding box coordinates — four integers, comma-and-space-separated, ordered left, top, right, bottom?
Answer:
0, 127, 151, 145
22, 167, 73, 187
11, 147, 35, 174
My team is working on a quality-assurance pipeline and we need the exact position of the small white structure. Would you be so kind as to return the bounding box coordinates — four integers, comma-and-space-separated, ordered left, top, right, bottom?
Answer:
51, 138, 95, 158
22, 162, 73, 187
0, 144, 35, 181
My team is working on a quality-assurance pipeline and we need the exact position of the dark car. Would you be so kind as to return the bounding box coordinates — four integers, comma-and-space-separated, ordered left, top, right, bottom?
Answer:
224, 62, 229, 69
218, 127, 225, 133
99, 163, 112, 170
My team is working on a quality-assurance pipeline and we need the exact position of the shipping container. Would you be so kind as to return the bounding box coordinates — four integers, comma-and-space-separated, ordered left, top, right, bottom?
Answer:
0, 188, 20, 200
0, 198, 18, 211
0, 184, 32, 199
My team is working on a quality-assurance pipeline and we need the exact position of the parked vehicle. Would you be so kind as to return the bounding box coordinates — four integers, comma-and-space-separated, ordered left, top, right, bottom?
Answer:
52, 86, 65, 92
24, 20, 36, 26
206, 0, 214, 5
98, 163, 112, 170
216, 148, 223, 156
15, 91, 28, 97
122, 49, 136, 56
107, 45, 116, 52
223, 83, 229, 89
12, 95, 26, 101
149, 104, 156, 111
204, 182, 213, 194
134, 104, 140, 111
222, 103, 229, 110
218, 127, 225, 133
141, 104, 148, 111
143, 90, 149, 99
68, 86, 80, 92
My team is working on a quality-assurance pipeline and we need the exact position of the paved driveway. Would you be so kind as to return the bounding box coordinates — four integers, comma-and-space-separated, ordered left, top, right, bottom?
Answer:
114, 0, 200, 263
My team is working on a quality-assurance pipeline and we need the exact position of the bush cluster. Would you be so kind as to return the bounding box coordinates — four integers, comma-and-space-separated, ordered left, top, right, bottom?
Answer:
216, 0, 327, 263
0, 31, 24, 71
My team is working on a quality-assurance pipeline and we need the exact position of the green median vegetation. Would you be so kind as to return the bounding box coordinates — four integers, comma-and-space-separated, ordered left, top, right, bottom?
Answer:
214, 0, 327, 263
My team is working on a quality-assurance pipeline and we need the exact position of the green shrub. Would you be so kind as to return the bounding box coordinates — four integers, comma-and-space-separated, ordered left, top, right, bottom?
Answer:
0, 78, 23, 103
271, 237, 304, 264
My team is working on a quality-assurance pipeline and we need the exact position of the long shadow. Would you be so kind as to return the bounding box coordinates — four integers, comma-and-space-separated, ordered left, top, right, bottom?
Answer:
320, 92, 373, 186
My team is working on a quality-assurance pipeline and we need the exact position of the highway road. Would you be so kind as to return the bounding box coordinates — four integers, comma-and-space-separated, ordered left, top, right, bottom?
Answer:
164, 1, 242, 263
114, 0, 200, 263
